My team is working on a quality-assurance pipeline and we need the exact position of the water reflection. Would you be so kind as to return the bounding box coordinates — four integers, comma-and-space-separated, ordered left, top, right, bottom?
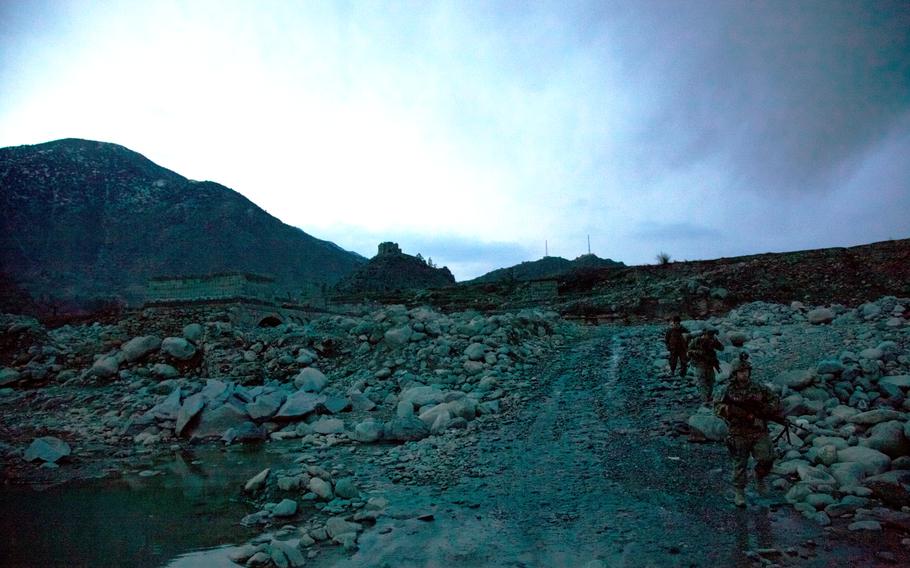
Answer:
0, 444, 293, 568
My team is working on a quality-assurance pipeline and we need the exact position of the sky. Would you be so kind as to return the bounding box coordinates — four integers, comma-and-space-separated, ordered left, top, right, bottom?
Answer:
1, 0, 908, 281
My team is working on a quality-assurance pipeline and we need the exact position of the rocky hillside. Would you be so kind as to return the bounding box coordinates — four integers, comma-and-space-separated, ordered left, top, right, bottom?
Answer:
331, 243, 455, 298
470, 253, 624, 284
0, 139, 365, 314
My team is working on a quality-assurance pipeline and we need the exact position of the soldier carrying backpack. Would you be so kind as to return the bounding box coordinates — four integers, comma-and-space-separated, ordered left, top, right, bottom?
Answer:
688, 328, 724, 403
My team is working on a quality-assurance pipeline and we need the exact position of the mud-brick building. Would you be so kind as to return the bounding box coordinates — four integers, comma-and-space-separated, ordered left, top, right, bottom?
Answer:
143, 272, 315, 327
146, 272, 275, 303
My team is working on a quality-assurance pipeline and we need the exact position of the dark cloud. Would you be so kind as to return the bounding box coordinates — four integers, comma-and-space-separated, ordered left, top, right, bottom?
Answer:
631, 221, 721, 241
595, 0, 910, 195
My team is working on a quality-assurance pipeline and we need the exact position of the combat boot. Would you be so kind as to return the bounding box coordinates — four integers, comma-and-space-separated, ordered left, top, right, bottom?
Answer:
734, 488, 746, 508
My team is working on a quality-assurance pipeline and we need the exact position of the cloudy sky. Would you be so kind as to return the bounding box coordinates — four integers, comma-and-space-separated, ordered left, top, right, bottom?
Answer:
1, 0, 908, 280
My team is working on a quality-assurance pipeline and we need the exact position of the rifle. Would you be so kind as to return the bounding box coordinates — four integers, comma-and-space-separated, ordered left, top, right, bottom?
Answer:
720, 397, 810, 445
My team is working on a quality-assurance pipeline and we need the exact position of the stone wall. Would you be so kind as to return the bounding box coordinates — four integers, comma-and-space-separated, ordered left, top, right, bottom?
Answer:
146, 273, 275, 303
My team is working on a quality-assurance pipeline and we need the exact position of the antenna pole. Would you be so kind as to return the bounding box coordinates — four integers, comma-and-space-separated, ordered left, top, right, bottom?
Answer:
587, 235, 591, 255
545, 240, 548, 257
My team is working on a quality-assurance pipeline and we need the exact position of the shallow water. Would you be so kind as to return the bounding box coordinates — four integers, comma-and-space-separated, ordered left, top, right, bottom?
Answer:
0, 444, 294, 568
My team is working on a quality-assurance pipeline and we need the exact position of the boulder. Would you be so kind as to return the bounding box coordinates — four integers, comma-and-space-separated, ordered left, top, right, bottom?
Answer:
182, 323, 204, 342
223, 422, 267, 444
334, 477, 359, 499
385, 416, 430, 442
309, 477, 334, 500
0, 368, 21, 386
349, 393, 376, 412
244, 468, 270, 492
161, 337, 197, 361
312, 418, 345, 435
859, 420, 910, 458
880, 375, 910, 390
274, 392, 325, 420
245, 392, 286, 421
465, 343, 486, 361
830, 462, 868, 489
687, 411, 729, 441
816, 360, 845, 375
418, 403, 452, 428
175, 393, 205, 435
864, 470, 910, 508
294, 368, 328, 393
351, 420, 383, 443
399, 386, 445, 408
836, 446, 891, 476
384, 326, 413, 347
90, 355, 121, 378
325, 516, 362, 539
151, 363, 179, 379
807, 308, 835, 325
860, 348, 884, 361
121, 336, 162, 362
321, 396, 352, 414
190, 402, 249, 440
848, 409, 905, 425
148, 387, 182, 421
770, 369, 815, 390
23, 436, 71, 463
272, 498, 298, 517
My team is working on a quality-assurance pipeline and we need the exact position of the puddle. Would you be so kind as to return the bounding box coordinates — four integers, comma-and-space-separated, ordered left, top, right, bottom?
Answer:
0, 443, 296, 568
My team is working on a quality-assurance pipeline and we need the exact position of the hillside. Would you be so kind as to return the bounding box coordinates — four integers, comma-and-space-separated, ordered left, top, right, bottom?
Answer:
471, 253, 624, 284
0, 139, 365, 314
332, 242, 455, 298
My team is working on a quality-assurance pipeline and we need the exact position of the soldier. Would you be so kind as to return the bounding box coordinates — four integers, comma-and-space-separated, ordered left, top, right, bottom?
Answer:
715, 352, 782, 507
688, 328, 724, 403
663, 315, 689, 378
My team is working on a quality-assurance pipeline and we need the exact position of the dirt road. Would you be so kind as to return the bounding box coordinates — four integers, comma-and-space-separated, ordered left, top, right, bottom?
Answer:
342, 326, 898, 567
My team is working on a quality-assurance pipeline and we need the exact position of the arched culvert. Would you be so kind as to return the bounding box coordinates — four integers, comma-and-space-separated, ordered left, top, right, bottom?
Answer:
258, 315, 282, 328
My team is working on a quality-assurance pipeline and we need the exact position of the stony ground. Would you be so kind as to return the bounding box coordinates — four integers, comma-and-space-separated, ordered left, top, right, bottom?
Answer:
2, 297, 910, 567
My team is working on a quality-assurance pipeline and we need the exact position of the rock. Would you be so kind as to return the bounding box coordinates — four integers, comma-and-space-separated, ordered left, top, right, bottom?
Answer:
463, 361, 485, 374
90, 355, 120, 378
418, 402, 452, 428
384, 326, 413, 347
465, 343, 486, 361
399, 386, 445, 408
880, 375, 910, 389
848, 520, 882, 531
325, 517, 362, 539
23, 436, 71, 463
864, 470, 910, 508
245, 392, 286, 421
859, 420, 910, 458
805, 493, 836, 510
322, 396, 352, 414
244, 468, 270, 493
269, 541, 305, 568
148, 387, 182, 421
861, 348, 884, 361
385, 416, 430, 442
830, 462, 868, 489
272, 498, 298, 517
309, 477, 334, 500
0, 367, 21, 386
275, 392, 325, 420
224, 421, 266, 444
161, 337, 197, 361
796, 464, 837, 486
816, 360, 845, 375
294, 368, 328, 393
182, 323, 203, 342
312, 418, 345, 435
687, 411, 729, 442
771, 369, 815, 390
296, 348, 318, 366
175, 393, 205, 435
848, 409, 905, 425
151, 363, 179, 379
121, 335, 162, 362
349, 393, 376, 412
334, 477, 359, 499
727, 331, 748, 347
837, 446, 891, 476
190, 402, 249, 440
807, 308, 835, 325
351, 420, 384, 443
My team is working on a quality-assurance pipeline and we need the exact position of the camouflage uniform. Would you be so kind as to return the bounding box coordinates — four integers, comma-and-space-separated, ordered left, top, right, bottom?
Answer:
663, 320, 689, 377
688, 331, 724, 402
715, 361, 782, 499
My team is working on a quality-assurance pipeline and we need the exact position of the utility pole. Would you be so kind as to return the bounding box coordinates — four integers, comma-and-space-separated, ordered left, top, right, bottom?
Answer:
545, 240, 548, 257
587, 235, 591, 255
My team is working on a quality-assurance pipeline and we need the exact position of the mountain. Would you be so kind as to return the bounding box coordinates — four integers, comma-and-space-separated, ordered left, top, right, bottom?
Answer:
332, 242, 455, 297
0, 138, 365, 313
470, 253, 625, 284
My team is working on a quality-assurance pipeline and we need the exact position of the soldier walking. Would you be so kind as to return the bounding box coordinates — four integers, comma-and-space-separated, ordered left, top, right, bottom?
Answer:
715, 353, 782, 507
688, 328, 724, 403
664, 315, 689, 378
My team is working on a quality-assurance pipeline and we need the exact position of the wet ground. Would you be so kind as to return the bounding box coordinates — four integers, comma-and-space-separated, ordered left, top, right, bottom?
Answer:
2, 325, 908, 567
